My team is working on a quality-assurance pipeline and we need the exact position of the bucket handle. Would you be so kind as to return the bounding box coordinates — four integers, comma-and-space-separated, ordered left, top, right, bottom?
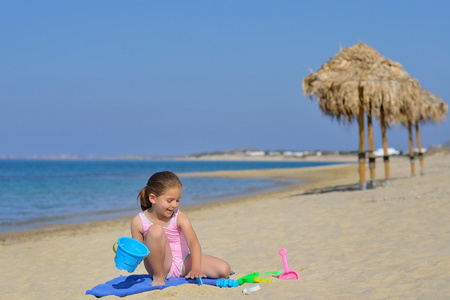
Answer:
112, 241, 118, 253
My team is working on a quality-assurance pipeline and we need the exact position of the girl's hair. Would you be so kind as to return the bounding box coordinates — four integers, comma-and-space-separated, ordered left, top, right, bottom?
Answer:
137, 171, 182, 211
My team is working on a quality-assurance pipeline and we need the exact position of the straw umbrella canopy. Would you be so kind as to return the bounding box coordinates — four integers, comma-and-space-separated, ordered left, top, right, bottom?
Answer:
395, 88, 448, 175
418, 89, 448, 123
303, 42, 423, 188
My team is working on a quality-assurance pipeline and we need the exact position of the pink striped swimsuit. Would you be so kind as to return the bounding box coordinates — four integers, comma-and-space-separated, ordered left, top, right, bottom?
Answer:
139, 209, 190, 278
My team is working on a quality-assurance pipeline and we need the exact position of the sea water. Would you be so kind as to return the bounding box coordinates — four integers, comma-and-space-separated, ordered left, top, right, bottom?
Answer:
0, 160, 340, 232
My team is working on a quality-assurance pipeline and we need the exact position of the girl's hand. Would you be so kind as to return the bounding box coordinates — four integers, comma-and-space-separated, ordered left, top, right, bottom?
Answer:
185, 269, 206, 279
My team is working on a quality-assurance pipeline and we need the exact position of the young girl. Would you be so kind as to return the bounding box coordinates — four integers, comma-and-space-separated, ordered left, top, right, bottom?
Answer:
131, 171, 231, 286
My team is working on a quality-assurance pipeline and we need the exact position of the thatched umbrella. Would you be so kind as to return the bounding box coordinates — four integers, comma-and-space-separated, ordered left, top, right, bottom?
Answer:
395, 88, 448, 175
303, 42, 423, 189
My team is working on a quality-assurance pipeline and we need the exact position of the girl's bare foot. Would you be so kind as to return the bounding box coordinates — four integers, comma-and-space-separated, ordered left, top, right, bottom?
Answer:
151, 277, 166, 286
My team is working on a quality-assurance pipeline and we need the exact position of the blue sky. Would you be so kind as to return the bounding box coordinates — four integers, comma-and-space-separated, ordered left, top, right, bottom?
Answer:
1, 1, 449, 157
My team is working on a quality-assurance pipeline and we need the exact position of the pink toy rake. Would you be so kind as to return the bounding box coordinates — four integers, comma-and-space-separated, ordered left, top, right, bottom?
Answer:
279, 248, 300, 280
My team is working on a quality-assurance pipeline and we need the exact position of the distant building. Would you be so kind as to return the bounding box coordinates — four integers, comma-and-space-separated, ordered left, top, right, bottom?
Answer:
244, 150, 265, 157
374, 148, 400, 157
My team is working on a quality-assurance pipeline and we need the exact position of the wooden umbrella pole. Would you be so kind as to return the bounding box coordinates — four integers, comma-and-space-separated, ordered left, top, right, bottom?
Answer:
415, 121, 424, 175
367, 112, 376, 187
380, 105, 390, 184
358, 86, 366, 190
408, 121, 416, 176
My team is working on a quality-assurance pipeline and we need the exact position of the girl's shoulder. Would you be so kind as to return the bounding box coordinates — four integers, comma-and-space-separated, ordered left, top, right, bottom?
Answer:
175, 209, 186, 219
132, 211, 154, 229
132, 211, 145, 220
175, 210, 191, 228
131, 213, 143, 227
132, 213, 142, 223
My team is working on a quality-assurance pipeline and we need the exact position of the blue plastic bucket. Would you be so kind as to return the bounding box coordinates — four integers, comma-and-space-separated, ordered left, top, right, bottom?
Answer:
113, 237, 149, 273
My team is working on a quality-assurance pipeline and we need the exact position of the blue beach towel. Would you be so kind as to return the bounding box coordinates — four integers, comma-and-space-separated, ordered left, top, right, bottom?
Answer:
86, 274, 223, 297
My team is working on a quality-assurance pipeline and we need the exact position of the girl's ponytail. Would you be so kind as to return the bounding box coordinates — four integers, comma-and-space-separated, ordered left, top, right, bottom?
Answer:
137, 187, 151, 211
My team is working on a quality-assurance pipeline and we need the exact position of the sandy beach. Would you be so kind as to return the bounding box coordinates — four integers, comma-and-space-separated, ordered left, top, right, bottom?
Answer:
1, 151, 449, 299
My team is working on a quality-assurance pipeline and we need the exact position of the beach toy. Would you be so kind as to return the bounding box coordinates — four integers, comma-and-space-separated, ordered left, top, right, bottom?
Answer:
260, 271, 282, 276
242, 284, 261, 294
238, 272, 279, 285
238, 272, 259, 285
215, 279, 239, 288
112, 237, 149, 273
196, 277, 203, 285
238, 271, 281, 285
279, 248, 300, 280
254, 277, 272, 284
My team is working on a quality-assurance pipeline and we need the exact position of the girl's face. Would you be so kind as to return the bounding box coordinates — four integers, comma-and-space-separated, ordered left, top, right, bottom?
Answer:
149, 186, 182, 218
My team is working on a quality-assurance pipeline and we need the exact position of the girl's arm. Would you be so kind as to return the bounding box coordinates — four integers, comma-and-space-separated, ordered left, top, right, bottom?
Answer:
131, 214, 144, 243
177, 211, 205, 278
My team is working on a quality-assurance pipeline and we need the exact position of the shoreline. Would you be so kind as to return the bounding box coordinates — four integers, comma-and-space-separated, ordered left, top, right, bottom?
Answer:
0, 160, 354, 244
0, 153, 431, 243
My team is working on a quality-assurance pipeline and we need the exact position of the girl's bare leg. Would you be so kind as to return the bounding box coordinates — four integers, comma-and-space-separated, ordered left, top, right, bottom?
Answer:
143, 225, 172, 286
182, 255, 231, 279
